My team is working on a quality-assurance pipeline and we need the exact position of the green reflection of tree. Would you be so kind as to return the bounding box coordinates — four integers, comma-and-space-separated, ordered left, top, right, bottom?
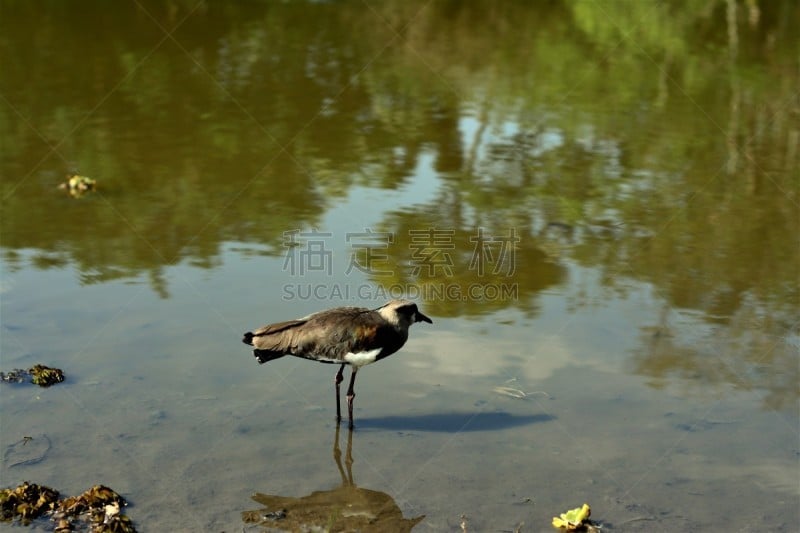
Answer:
351, 0, 798, 407
0, 1, 796, 344
373, 197, 566, 319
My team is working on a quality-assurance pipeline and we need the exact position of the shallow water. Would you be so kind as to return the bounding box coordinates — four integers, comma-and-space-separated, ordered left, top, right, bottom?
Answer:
1, 1, 798, 531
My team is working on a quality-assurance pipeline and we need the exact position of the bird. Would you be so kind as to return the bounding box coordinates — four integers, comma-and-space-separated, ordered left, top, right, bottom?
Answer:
242, 299, 432, 428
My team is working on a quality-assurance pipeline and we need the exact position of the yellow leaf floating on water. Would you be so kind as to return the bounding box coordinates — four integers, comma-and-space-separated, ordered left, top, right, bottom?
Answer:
552, 503, 590, 530
68, 174, 96, 189
59, 174, 97, 198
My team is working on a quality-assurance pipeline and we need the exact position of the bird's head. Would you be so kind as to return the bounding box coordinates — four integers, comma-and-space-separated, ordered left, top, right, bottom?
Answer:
377, 299, 433, 329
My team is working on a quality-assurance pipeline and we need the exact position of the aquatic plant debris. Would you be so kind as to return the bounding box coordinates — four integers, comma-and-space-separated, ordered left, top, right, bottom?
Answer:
1, 482, 136, 532
0, 369, 26, 383
0, 365, 64, 387
58, 174, 97, 197
0, 482, 59, 523
552, 503, 591, 531
30, 365, 65, 387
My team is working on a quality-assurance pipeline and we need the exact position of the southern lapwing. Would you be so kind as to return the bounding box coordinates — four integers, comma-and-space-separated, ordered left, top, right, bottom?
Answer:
242, 300, 432, 428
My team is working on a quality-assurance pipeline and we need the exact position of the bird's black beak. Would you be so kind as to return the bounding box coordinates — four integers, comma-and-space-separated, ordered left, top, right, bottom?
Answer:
416, 312, 433, 324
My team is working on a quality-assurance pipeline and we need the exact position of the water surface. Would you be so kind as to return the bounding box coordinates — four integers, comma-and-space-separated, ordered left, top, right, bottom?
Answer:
1, 1, 798, 531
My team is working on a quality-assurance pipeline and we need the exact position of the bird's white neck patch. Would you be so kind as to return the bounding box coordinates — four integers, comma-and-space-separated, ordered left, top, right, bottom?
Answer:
377, 306, 400, 325
344, 348, 382, 367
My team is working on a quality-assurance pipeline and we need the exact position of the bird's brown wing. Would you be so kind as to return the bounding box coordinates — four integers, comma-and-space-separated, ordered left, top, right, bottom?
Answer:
251, 319, 306, 338
294, 309, 404, 362
245, 307, 366, 354
248, 319, 306, 351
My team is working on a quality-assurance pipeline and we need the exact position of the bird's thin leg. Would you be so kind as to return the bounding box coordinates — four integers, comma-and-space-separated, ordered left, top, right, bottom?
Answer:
335, 364, 345, 424
346, 367, 358, 430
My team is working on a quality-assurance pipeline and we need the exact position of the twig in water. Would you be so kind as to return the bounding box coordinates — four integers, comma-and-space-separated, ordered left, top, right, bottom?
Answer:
493, 386, 551, 400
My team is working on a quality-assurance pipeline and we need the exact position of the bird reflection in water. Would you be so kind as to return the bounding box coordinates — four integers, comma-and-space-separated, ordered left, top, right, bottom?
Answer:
242, 425, 424, 532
